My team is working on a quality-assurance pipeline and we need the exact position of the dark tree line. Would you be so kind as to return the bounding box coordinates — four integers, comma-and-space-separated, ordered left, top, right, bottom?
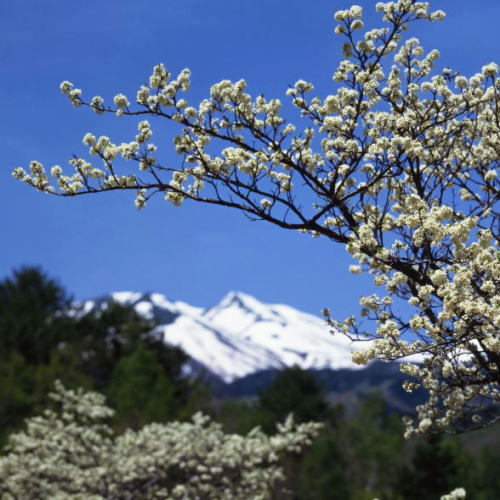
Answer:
0, 267, 200, 443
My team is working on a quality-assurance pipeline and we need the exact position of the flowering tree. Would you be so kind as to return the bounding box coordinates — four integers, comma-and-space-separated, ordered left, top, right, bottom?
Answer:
13, 0, 499, 436
0, 382, 320, 499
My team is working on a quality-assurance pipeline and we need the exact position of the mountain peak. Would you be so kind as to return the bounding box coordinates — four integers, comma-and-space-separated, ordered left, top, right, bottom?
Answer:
204, 291, 284, 336
83, 289, 361, 383
218, 291, 267, 312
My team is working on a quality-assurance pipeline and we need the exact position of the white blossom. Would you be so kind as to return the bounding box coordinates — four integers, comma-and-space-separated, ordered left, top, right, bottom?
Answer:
0, 383, 321, 499
441, 487, 466, 500
113, 93, 130, 108
14, 0, 500, 436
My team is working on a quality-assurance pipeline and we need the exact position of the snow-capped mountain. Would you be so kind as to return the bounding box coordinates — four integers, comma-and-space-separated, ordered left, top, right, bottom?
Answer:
83, 291, 362, 383
203, 292, 360, 373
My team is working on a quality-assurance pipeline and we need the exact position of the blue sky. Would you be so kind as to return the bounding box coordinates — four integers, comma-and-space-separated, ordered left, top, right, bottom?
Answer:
1, 0, 499, 318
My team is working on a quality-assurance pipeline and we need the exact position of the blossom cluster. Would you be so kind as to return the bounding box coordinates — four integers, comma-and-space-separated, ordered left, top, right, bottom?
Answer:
440, 487, 467, 500
0, 382, 321, 499
13, 0, 499, 434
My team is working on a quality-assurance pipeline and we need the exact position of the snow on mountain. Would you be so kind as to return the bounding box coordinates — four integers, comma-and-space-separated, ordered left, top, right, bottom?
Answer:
203, 292, 358, 372
85, 290, 362, 383
157, 314, 285, 382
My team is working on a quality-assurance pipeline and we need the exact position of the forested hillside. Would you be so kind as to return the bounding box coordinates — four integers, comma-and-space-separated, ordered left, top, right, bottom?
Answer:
1, 267, 498, 498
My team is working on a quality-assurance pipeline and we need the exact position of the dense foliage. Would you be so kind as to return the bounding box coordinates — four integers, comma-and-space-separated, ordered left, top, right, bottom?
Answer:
213, 367, 499, 499
1, 267, 499, 498
0, 382, 321, 499
0, 267, 199, 444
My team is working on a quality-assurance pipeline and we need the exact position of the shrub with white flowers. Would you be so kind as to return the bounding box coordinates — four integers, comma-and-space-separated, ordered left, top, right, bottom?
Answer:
440, 487, 467, 500
0, 382, 321, 499
13, 0, 499, 435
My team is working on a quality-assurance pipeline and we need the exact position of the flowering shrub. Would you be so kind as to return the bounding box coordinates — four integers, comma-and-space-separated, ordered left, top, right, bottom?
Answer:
13, 0, 499, 435
0, 382, 321, 499
441, 487, 467, 500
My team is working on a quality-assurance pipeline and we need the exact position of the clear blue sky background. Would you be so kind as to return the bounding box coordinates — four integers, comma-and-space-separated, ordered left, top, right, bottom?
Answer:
1, 0, 498, 317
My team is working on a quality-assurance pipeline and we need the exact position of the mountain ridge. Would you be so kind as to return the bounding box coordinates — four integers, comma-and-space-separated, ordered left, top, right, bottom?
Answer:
81, 290, 429, 413
82, 290, 362, 383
